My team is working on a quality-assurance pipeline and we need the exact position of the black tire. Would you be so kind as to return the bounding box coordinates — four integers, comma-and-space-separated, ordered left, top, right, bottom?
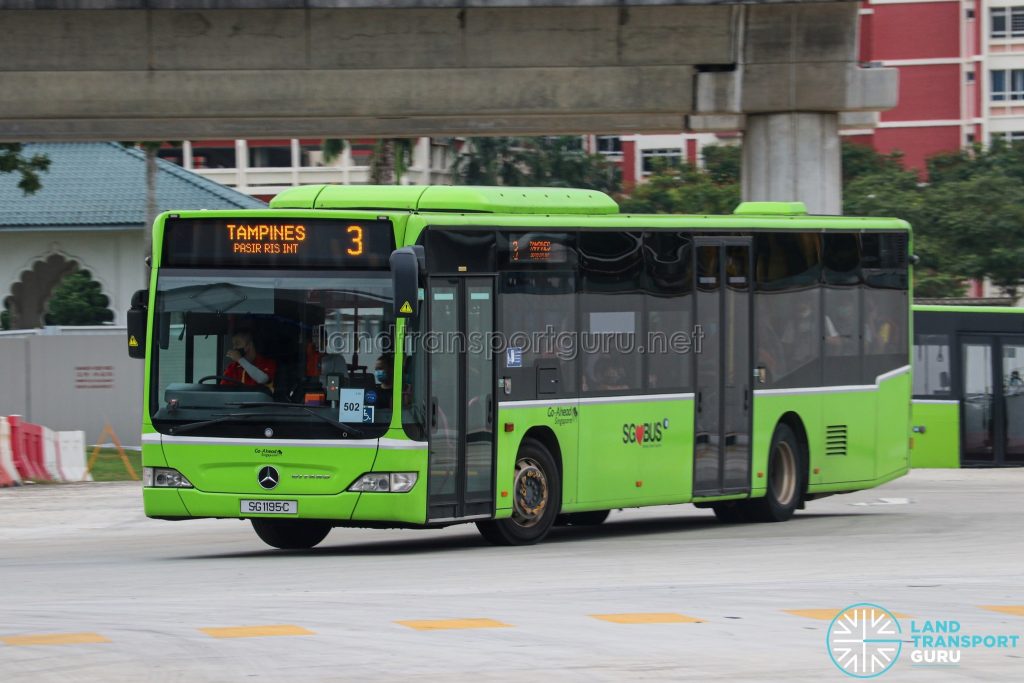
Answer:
477, 438, 561, 546
555, 509, 610, 526
744, 422, 804, 523
711, 502, 749, 523
251, 518, 331, 550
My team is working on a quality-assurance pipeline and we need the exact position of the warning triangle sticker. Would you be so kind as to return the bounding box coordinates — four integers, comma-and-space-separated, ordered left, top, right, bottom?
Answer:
399, 301, 413, 314
128, 335, 139, 347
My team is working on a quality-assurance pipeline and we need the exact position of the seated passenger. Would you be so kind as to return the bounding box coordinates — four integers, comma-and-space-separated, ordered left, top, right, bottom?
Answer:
222, 331, 277, 390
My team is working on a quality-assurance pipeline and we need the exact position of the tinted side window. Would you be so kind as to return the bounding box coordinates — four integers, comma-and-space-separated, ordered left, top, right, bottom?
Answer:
913, 333, 952, 397
754, 233, 822, 388
643, 232, 693, 392
823, 233, 862, 385
579, 232, 644, 394
862, 233, 910, 381
425, 229, 496, 273
499, 270, 577, 400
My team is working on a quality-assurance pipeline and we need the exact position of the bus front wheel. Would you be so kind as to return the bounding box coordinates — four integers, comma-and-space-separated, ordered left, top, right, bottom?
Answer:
745, 423, 804, 523
251, 518, 331, 550
477, 439, 561, 546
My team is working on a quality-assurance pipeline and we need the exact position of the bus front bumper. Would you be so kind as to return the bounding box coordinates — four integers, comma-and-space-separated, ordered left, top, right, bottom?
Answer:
143, 485, 428, 525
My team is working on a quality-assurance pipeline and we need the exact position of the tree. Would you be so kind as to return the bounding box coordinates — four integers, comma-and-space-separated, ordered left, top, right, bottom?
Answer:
842, 141, 905, 185
121, 141, 177, 284
617, 157, 739, 215
322, 138, 415, 184
452, 136, 620, 193
0, 143, 50, 194
44, 271, 114, 326
702, 144, 741, 185
452, 137, 527, 186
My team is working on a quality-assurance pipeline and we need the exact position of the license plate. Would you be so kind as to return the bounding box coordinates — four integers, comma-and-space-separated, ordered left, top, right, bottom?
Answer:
240, 499, 297, 515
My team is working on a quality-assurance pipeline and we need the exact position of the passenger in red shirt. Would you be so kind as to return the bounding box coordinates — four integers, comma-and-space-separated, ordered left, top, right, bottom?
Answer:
222, 332, 277, 390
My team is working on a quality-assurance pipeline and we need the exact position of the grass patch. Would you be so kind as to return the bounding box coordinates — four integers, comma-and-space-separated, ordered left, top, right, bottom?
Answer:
85, 447, 142, 482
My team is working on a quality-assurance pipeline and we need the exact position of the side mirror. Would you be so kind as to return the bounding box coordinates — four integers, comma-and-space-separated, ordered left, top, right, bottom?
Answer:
390, 246, 424, 319
127, 289, 148, 359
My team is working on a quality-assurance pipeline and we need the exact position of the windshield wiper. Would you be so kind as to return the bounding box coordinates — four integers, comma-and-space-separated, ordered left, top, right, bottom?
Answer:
228, 401, 367, 438
169, 406, 365, 438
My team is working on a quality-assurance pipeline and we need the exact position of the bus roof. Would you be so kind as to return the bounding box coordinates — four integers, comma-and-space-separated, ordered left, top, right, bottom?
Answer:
270, 184, 620, 215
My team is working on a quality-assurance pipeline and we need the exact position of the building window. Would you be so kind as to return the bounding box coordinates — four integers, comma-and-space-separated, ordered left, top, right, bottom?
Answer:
641, 148, 683, 174
991, 69, 1024, 101
249, 145, 291, 168
595, 136, 622, 155
967, 9, 975, 20
992, 131, 1024, 144
992, 7, 1024, 38
966, 70, 976, 84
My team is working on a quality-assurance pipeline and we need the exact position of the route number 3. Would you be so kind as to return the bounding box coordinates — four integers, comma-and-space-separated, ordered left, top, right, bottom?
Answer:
346, 225, 364, 256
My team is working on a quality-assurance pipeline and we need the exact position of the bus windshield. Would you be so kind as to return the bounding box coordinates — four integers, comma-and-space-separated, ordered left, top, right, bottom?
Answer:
150, 270, 394, 439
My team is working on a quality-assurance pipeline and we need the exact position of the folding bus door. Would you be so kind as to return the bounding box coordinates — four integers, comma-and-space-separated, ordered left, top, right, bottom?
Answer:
693, 239, 753, 495
426, 277, 496, 520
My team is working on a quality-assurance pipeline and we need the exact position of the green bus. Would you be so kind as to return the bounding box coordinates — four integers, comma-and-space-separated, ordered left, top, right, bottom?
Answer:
128, 186, 912, 549
912, 304, 1024, 468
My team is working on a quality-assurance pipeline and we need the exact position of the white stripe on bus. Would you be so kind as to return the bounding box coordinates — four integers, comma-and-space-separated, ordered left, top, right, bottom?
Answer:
498, 393, 695, 409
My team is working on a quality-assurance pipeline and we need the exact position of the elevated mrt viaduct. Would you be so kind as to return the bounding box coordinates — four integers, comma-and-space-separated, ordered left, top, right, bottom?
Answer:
0, 0, 897, 213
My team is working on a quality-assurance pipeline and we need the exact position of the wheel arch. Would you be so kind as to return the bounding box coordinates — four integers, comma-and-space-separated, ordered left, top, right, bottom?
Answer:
776, 411, 810, 497
521, 426, 563, 480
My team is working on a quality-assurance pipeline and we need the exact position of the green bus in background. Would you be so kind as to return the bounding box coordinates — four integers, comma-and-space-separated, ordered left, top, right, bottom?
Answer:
913, 305, 1024, 468
128, 186, 912, 550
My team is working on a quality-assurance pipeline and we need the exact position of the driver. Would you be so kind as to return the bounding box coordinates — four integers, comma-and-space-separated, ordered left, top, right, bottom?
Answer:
222, 331, 277, 390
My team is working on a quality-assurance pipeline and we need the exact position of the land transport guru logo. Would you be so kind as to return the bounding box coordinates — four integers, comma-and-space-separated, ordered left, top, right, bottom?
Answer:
622, 418, 669, 447
826, 602, 1022, 677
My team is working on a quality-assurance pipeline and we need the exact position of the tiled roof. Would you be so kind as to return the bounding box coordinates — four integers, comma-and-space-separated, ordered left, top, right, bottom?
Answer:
0, 142, 265, 229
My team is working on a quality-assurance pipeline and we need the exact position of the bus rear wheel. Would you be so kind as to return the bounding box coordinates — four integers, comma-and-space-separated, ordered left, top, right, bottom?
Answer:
251, 518, 331, 550
745, 423, 804, 523
477, 439, 561, 546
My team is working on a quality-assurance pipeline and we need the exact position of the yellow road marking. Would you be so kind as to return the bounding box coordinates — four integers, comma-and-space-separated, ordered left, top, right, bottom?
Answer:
199, 625, 314, 639
980, 605, 1024, 617
2, 632, 110, 646
785, 608, 912, 621
591, 613, 704, 624
395, 618, 511, 631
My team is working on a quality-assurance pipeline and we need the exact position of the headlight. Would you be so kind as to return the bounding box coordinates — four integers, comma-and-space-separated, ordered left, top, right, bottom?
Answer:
143, 467, 193, 488
348, 472, 418, 493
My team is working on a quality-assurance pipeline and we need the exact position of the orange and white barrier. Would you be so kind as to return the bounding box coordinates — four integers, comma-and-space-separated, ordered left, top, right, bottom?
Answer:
57, 431, 90, 482
43, 426, 60, 481
0, 417, 91, 483
0, 416, 18, 487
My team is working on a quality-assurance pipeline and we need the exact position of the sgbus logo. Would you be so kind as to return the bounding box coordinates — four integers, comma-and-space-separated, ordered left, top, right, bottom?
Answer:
622, 418, 669, 446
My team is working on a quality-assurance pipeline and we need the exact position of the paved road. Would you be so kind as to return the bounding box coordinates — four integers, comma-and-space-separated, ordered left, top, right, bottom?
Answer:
1, 470, 1022, 681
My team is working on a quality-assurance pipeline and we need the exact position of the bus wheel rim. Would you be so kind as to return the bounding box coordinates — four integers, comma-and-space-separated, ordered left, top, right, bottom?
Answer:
772, 440, 797, 506
512, 457, 548, 528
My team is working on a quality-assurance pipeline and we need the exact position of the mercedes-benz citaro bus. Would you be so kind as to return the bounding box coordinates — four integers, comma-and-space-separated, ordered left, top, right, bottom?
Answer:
127, 186, 912, 550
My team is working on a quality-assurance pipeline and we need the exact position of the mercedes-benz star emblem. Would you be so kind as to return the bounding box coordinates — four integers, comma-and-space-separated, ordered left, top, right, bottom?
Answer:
257, 466, 279, 490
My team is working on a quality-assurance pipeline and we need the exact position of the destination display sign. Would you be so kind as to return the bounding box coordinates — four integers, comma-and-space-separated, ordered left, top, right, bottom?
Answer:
507, 232, 571, 265
162, 218, 393, 269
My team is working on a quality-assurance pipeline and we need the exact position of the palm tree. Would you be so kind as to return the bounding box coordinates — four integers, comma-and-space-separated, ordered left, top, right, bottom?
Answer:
322, 138, 416, 185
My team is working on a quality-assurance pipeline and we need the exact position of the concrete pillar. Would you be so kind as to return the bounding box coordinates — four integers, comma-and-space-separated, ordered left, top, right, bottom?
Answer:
234, 139, 247, 191
741, 112, 841, 215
